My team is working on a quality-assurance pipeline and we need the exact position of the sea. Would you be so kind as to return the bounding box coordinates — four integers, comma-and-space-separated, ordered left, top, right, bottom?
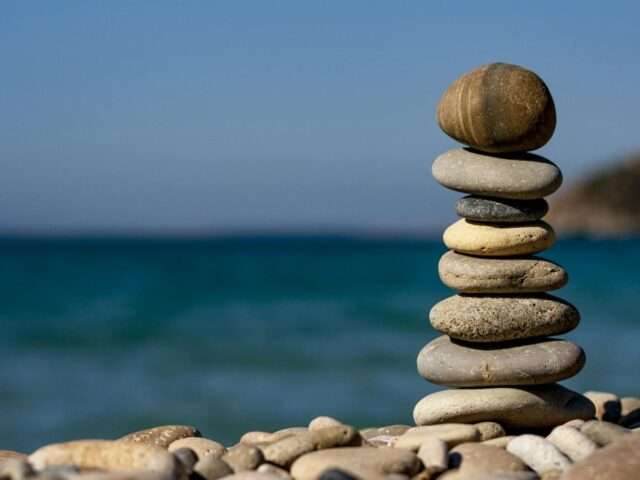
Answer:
1, 236, 639, 452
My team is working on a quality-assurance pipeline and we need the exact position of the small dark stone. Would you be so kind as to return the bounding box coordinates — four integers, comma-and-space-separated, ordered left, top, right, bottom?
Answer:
456, 196, 548, 223
173, 447, 199, 471
319, 469, 358, 480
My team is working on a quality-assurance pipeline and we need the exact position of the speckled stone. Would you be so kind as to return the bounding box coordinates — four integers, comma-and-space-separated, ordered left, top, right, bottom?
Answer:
448, 443, 528, 476
169, 437, 226, 459
432, 149, 562, 200
118, 425, 200, 448
413, 384, 595, 429
506, 435, 570, 474
456, 196, 549, 223
417, 336, 584, 386
437, 63, 556, 153
546, 425, 597, 462
29, 440, 179, 474
438, 251, 567, 293
429, 294, 580, 343
443, 219, 555, 256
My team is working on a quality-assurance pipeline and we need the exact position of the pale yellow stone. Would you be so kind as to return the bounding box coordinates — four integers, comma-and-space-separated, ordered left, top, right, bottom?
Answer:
443, 219, 555, 256
168, 437, 226, 459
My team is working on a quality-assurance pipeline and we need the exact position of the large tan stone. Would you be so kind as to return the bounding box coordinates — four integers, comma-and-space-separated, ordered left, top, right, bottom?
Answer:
118, 425, 199, 449
29, 440, 178, 473
413, 384, 595, 429
443, 219, 555, 256
168, 437, 225, 459
394, 424, 479, 449
289, 447, 420, 480
562, 432, 640, 479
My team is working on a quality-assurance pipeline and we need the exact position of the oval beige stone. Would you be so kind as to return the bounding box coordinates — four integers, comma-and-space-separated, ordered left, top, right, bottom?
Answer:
438, 251, 567, 293
437, 63, 556, 153
394, 424, 479, 449
413, 384, 595, 429
118, 425, 200, 448
417, 336, 585, 386
432, 148, 562, 200
443, 219, 555, 257
29, 440, 178, 473
168, 437, 225, 459
449, 443, 528, 475
562, 432, 640, 480
289, 447, 420, 480
429, 294, 580, 343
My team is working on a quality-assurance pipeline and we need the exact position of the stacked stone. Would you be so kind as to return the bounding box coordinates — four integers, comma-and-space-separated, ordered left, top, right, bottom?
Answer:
413, 63, 595, 430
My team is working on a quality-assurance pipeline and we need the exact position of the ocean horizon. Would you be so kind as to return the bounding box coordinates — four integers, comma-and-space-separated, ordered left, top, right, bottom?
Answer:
2, 235, 639, 452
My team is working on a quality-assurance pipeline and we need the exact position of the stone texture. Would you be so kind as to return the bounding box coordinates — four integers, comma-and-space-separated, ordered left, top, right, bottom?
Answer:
360, 425, 410, 439
546, 425, 597, 462
309, 426, 359, 449
256, 464, 292, 480
394, 424, 480, 449
439, 472, 538, 480
289, 447, 420, 480
438, 251, 567, 294
506, 435, 570, 474
168, 438, 225, 459
443, 219, 555, 256
429, 294, 580, 343
483, 436, 517, 449
172, 447, 198, 471
580, 420, 630, 446
437, 63, 556, 153
562, 432, 640, 479
413, 384, 595, 429
0, 452, 27, 465
118, 425, 199, 448
474, 422, 506, 441
456, 196, 549, 223
259, 433, 315, 468
583, 391, 622, 423
433, 149, 562, 200
417, 336, 584, 386
29, 440, 179, 473
415, 437, 448, 474
308, 417, 343, 431
449, 443, 528, 475
221, 444, 263, 472
194, 455, 234, 480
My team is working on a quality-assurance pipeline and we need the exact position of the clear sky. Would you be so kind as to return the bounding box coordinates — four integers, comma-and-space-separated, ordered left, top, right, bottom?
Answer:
1, 1, 639, 234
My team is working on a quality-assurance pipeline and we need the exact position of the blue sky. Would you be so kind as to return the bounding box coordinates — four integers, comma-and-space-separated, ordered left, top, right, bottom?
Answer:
1, 1, 639, 234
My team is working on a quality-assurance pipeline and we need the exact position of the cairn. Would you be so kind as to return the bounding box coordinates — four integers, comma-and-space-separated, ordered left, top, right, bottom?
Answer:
414, 63, 595, 429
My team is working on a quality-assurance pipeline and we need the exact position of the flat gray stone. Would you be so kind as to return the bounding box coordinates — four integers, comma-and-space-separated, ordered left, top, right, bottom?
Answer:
456, 196, 549, 223
417, 336, 585, 387
429, 294, 580, 342
413, 384, 595, 429
432, 148, 562, 200
438, 251, 568, 293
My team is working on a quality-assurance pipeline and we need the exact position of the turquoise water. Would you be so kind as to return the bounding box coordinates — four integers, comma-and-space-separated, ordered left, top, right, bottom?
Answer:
1, 237, 639, 452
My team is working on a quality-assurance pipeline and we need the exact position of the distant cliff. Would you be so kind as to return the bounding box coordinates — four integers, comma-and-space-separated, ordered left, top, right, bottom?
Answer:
548, 153, 640, 237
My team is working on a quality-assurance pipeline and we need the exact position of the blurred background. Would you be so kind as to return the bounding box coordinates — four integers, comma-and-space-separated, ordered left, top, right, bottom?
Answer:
1, 1, 639, 452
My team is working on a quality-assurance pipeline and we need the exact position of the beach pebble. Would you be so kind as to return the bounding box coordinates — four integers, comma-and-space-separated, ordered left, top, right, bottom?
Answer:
309, 426, 358, 449
290, 447, 420, 480
583, 391, 622, 423
0, 458, 34, 480
193, 455, 233, 480
546, 425, 597, 462
438, 251, 567, 294
443, 219, 555, 257
259, 433, 315, 468
394, 424, 479, 450
474, 422, 506, 442
308, 417, 344, 431
29, 440, 179, 474
562, 431, 640, 479
429, 294, 580, 343
317, 470, 357, 480
257, 464, 292, 480
169, 438, 225, 459
417, 336, 584, 386
221, 444, 263, 472
366, 435, 397, 447
413, 384, 595, 429
416, 437, 448, 474
449, 443, 529, 476
433, 149, 562, 200
506, 435, 570, 474
118, 425, 200, 448
562, 419, 585, 428
216, 473, 283, 480
437, 63, 556, 153
456, 196, 549, 223
580, 420, 630, 446
619, 397, 640, 427
483, 436, 517, 449
360, 426, 410, 439
439, 472, 538, 480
